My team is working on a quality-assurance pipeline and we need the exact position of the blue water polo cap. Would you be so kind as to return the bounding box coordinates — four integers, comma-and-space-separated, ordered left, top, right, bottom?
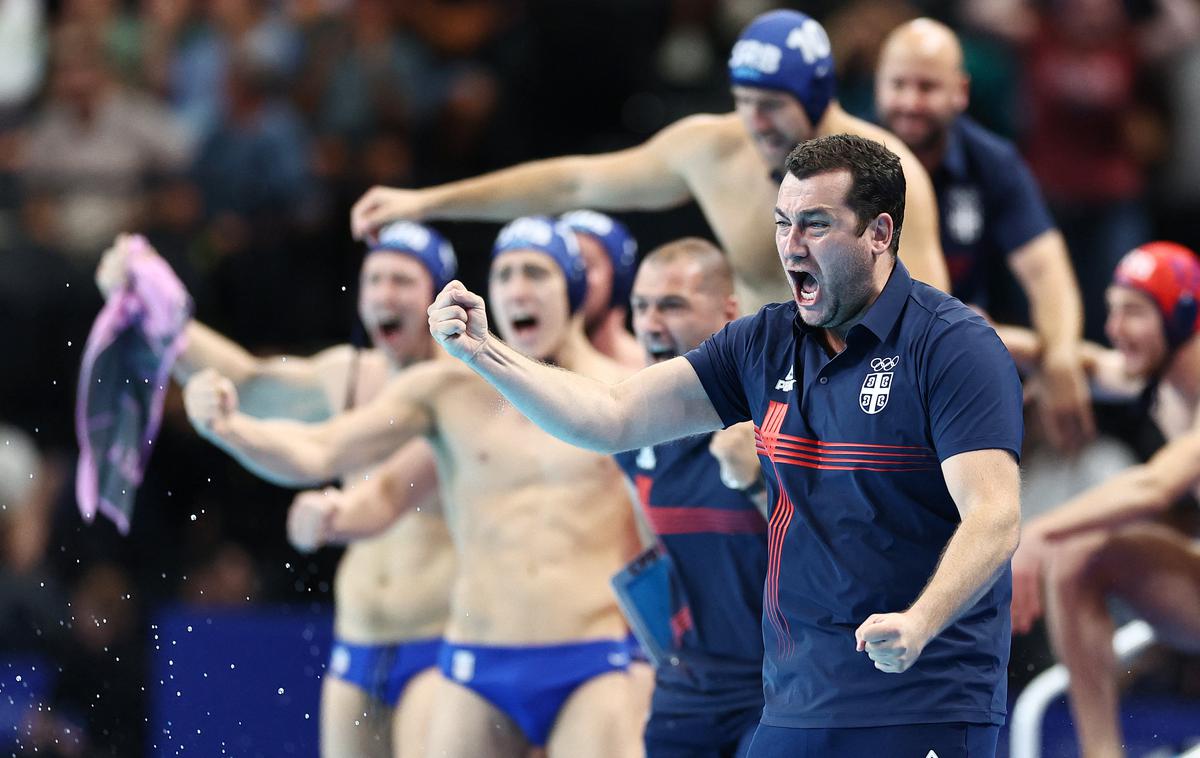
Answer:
492, 216, 588, 313
560, 210, 639, 309
728, 10, 837, 129
369, 221, 458, 291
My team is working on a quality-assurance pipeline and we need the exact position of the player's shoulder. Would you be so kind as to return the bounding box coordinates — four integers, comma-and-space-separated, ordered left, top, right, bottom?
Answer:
653, 112, 747, 160
384, 352, 473, 396
310, 343, 367, 372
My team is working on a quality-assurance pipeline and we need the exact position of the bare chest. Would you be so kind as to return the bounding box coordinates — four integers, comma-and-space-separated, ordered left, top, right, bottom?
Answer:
687, 151, 789, 311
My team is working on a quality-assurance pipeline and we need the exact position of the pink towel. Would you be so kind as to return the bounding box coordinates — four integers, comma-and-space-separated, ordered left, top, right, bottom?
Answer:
75, 236, 191, 534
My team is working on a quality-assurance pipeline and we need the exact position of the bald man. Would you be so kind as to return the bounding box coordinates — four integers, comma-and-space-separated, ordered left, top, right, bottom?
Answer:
876, 18, 1093, 455
351, 10, 949, 314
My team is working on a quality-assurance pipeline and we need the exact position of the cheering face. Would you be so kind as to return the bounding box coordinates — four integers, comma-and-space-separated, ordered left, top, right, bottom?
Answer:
489, 250, 573, 361
359, 253, 436, 365
774, 170, 883, 332
575, 232, 616, 328
732, 86, 813, 170
630, 260, 734, 364
1105, 287, 1169, 379
875, 39, 967, 154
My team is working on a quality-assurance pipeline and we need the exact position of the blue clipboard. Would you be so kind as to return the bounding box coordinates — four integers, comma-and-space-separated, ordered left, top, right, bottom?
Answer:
610, 544, 685, 669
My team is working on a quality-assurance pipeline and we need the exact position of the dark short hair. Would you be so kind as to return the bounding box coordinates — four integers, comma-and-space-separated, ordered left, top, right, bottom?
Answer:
784, 134, 905, 255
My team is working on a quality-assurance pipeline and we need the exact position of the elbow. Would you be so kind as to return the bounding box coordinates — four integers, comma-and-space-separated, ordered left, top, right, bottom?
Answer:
301, 445, 342, 484
1130, 467, 1175, 516
1001, 514, 1021, 561
990, 504, 1021, 562
554, 158, 591, 206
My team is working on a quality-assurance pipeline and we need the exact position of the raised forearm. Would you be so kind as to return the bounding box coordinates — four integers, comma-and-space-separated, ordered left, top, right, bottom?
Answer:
330, 440, 439, 541
173, 322, 258, 384
204, 415, 344, 487
422, 157, 601, 221
326, 483, 404, 543
205, 409, 418, 488
469, 336, 628, 452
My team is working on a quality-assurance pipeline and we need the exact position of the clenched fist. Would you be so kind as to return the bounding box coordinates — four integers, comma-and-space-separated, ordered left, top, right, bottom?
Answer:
854, 611, 934, 674
427, 281, 490, 363
288, 488, 343, 553
350, 186, 430, 241
95, 233, 158, 299
709, 421, 761, 491
183, 368, 239, 436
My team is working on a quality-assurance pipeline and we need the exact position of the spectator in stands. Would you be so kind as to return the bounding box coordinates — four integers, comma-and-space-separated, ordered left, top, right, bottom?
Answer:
19, 23, 193, 263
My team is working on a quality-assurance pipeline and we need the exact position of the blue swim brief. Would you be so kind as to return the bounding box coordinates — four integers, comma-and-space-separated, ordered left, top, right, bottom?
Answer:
327, 637, 441, 707
438, 638, 632, 746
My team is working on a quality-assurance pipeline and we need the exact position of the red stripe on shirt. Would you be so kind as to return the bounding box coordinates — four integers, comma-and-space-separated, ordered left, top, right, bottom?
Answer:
644, 505, 767, 535
761, 435, 937, 461
759, 401, 796, 658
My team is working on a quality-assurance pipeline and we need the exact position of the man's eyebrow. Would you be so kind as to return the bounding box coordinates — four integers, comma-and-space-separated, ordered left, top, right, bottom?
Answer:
775, 206, 834, 219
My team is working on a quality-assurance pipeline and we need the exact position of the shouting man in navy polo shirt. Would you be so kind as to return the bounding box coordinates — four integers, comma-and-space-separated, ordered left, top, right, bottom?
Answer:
428, 134, 1024, 758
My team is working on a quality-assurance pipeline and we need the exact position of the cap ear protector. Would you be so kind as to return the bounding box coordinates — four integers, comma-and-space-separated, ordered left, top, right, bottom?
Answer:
1113, 241, 1200, 351
559, 210, 638, 309
492, 216, 588, 313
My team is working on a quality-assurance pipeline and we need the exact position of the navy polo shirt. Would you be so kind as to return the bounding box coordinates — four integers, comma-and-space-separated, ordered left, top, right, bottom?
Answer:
935, 116, 1056, 308
683, 261, 1022, 729
614, 434, 768, 714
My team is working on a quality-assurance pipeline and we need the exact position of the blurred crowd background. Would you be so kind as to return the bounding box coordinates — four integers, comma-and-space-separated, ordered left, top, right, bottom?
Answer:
2, 0, 1200, 755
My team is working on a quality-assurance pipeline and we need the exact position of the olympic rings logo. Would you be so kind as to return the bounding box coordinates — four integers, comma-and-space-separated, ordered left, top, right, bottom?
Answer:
870, 356, 900, 372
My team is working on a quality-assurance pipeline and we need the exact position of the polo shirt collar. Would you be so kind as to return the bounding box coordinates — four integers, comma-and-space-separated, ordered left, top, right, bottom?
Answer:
857, 259, 911, 341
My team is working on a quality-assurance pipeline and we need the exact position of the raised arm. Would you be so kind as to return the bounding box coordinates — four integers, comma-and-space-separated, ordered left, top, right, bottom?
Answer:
856, 448, 1020, 672
287, 438, 440, 552
178, 323, 353, 420
428, 282, 723, 452
96, 234, 343, 420
1009, 229, 1094, 452
183, 367, 434, 487
350, 116, 706, 239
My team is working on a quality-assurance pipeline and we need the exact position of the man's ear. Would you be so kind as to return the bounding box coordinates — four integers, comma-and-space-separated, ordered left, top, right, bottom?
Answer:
724, 295, 740, 321
871, 213, 895, 255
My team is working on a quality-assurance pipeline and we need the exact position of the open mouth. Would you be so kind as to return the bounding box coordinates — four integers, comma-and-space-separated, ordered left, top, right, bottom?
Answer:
647, 346, 677, 363
377, 318, 403, 338
791, 271, 819, 307
511, 315, 539, 338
